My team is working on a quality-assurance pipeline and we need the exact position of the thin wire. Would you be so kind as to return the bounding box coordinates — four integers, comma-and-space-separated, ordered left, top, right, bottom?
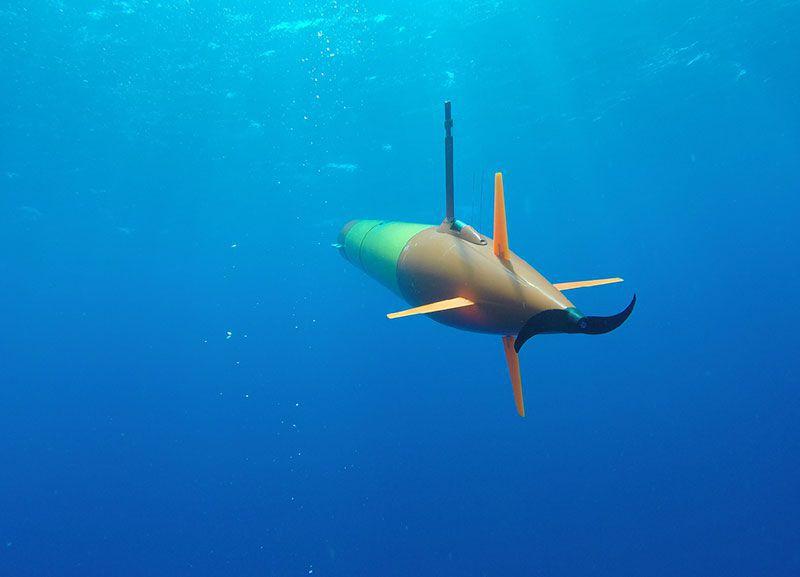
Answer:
479, 168, 485, 234
471, 171, 476, 224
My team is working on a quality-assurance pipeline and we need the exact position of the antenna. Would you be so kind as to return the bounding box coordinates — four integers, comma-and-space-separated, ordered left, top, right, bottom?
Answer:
438, 101, 485, 245
444, 101, 454, 222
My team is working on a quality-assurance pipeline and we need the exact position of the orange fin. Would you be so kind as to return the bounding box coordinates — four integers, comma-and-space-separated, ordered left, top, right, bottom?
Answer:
493, 172, 510, 260
502, 335, 525, 417
553, 277, 624, 291
387, 297, 474, 319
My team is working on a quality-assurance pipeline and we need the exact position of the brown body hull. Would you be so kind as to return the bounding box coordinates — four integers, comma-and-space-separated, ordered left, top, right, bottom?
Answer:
396, 227, 575, 335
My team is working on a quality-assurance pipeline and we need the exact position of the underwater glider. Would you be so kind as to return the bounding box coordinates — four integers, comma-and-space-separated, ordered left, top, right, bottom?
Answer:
336, 102, 635, 416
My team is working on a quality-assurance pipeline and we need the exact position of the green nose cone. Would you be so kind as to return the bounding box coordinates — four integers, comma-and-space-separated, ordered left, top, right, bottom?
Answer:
338, 220, 431, 295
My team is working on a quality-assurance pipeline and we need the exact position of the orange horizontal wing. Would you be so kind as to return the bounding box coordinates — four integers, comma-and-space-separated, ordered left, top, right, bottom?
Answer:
387, 297, 475, 319
553, 277, 623, 291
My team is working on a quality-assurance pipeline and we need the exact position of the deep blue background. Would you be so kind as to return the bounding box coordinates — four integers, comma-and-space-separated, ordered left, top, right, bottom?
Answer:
2, 1, 799, 576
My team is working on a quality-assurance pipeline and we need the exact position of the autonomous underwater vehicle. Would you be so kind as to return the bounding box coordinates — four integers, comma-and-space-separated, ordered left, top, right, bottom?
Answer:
337, 102, 635, 416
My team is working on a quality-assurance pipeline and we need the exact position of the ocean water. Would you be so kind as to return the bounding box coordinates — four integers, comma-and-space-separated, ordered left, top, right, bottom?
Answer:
1, 1, 799, 576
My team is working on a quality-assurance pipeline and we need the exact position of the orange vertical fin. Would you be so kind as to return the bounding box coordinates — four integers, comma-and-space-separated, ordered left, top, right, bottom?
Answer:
493, 172, 510, 259
502, 335, 525, 417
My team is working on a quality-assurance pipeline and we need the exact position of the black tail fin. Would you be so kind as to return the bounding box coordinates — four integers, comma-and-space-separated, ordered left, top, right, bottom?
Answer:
514, 295, 636, 353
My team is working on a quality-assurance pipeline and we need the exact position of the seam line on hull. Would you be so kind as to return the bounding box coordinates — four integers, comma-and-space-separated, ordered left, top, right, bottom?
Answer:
356, 221, 384, 269
395, 226, 436, 303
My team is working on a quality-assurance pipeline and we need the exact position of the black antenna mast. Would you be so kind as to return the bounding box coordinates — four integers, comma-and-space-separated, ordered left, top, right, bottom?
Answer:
438, 102, 485, 245
444, 101, 455, 222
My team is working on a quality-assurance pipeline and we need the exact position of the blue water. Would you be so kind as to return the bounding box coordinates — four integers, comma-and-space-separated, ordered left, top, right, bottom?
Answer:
2, 1, 799, 576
